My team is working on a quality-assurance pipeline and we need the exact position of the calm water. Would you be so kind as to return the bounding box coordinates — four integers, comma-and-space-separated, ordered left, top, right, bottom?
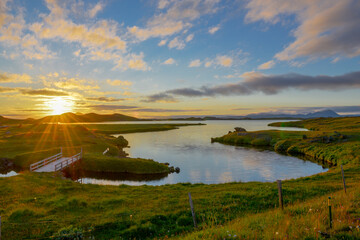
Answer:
80, 120, 327, 186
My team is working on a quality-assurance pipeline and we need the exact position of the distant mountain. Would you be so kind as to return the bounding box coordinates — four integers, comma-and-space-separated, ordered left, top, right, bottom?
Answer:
35, 112, 139, 123
304, 109, 340, 118
165, 109, 341, 120
0, 109, 342, 125
0, 115, 34, 125
246, 109, 340, 119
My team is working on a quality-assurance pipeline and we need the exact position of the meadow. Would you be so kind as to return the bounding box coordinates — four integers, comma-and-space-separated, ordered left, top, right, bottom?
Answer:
0, 117, 359, 239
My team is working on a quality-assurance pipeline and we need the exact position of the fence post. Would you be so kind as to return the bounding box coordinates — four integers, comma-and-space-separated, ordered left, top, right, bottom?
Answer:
341, 165, 347, 194
277, 180, 284, 210
188, 192, 197, 228
328, 197, 332, 229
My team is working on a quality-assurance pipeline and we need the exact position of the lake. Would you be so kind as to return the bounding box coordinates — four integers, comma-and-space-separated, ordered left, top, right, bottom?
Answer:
79, 120, 327, 186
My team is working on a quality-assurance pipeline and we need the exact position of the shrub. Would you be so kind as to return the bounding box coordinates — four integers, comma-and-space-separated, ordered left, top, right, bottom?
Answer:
251, 137, 271, 146
274, 140, 293, 153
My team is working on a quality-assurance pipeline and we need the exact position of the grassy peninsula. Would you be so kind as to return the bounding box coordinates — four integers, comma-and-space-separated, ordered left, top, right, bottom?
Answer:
0, 122, 201, 174
212, 117, 360, 166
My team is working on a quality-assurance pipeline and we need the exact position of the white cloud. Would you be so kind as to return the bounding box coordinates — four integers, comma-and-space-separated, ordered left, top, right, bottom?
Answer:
158, 39, 167, 46
158, 0, 169, 9
128, 0, 221, 41
185, 33, 194, 42
168, 37, 185, 49
88, 2, 104, 18
73, 49, 81, 56
0, 72, 32, 83
258, 60, 275, 70
216, 55, 233, 67
245, 0, 360, 61
106, 79, 132, 86
189, 59, 201, 67
163, 58, 176, 65
208, 25, 220, 34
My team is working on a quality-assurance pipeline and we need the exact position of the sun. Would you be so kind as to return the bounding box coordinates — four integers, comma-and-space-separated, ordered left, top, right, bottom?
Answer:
46, 97, 74, 115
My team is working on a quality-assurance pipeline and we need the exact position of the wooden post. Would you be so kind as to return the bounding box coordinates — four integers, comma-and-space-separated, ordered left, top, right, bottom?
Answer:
328, 197, 332, 229
277, 180, 284, 210
188, 192, 197, 228
341, 165, 347, 194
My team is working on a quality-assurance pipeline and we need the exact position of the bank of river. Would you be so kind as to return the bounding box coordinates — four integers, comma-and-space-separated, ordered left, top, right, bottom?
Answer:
78, 120, 326, 185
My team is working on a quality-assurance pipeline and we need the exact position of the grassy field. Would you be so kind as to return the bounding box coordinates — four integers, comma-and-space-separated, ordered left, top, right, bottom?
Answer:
1, 117, 360, 239
0, 166, 359, 239
0, 123, 200, 174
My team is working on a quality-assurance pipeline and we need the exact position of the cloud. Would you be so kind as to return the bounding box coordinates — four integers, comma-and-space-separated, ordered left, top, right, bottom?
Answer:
126, 52, 149, 71
20, 88, 69, 96
204, 61, 212, 68
32, 0, 126, 51
128, 0, 220, 41
258, 60, 275, 70
158, 39, 167, 46
123, 108, 203, 113
168, 37, 185, 49
158, 0, 169, 9
245, 0, 360, 61
106, 79, 132, 86
0, 1, 54, 60
86, 97, 126, 102
0, 86, 17, 93
162, 58, 176, 65
87, 103, 203, 113
185, 33, 194, 42
144, 71, 360, 102
0, 72, 32, 83
88, 2, 104, 18
41, 73, 99, 90
204, 55, 233, 68
208, 25, 220, 34
25, 0, 151, 71
141, 93, 177, 103
216, 55, 233, 67
189, 59, 201, 67
87, 104, 138, 111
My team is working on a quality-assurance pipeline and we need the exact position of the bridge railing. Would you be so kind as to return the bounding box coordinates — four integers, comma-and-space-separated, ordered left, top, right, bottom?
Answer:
29, 150, 63, 172
54, 149, 82, 172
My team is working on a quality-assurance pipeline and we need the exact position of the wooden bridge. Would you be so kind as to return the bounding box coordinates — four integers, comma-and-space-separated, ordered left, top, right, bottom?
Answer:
30, 148, 83, 172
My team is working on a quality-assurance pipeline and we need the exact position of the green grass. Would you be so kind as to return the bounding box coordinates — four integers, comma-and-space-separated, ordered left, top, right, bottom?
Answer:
212, 117, 360, 166
180, 180, 360, 240
85, 123, 204, 134
0, 123, 196, 174
1, 166, 359, 239
1, 117, 360, 239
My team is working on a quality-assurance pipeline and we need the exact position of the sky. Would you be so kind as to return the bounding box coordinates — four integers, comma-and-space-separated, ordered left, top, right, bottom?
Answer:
0, 0, 360, 119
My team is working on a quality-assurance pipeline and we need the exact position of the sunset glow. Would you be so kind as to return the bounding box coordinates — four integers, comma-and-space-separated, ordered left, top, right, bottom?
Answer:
0, 0, 359, 118
45, 97, 74, 115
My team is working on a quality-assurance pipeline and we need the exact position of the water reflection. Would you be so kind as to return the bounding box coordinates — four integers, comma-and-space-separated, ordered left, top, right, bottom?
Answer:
0, 171, 18, 177
63, 168, 169, 183
79, 120, 326, 185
